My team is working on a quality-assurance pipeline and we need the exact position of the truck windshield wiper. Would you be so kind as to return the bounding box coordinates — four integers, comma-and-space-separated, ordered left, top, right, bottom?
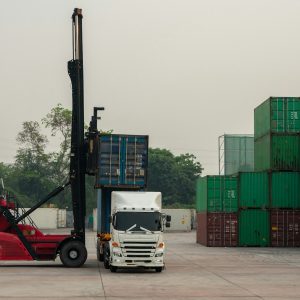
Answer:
140, 226, 154, 234
125, 224, 137, 232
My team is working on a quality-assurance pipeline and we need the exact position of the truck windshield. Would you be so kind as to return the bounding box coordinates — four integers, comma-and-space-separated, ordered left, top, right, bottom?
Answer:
114, 212, 161, 232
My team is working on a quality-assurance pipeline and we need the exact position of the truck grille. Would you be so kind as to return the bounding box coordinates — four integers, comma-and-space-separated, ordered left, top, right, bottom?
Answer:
120, 240, 156, 259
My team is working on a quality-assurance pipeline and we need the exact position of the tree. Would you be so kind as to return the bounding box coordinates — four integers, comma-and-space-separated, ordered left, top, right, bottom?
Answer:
148, 148, 202, 207
14, 121, 53, 202
42, 103, 72, 183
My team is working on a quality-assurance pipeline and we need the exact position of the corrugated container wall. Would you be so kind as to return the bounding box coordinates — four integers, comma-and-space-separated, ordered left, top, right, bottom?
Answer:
254, 134, 300, 171
239, 209, 269, 246
196, 176, 238, 212
162, 209, 191, 231
96, 134, 148, 188
271, 172, 300, 208
57, 209, 67, 228
223, 135, 254, 175
270, 210, 300, 247
196, 212, 238, 247
239, 172, 269, 208
22, 208, 58, 230
254, 97, 300, 138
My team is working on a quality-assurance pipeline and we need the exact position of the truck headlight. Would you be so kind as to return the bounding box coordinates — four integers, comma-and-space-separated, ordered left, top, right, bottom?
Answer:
112, 248, 122, 257
155, 252, 164, 257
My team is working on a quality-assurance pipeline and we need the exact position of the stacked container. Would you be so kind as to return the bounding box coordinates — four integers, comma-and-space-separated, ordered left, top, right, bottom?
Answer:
254, 97, 300, 171
197, 97, 300, 247
253, 97, 300, 247
238, 172, 270, 246
196, 176, 238, 247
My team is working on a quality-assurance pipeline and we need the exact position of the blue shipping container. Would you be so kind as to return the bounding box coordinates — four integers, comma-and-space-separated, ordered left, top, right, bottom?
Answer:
96, 134, 148, 188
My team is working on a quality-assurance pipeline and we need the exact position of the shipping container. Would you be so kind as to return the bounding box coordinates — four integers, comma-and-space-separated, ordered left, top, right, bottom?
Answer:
21, 208, 58, 230
239, 172, 269, 208
254, 134, 300, 171
57, 209, 67, 228
196, 176, 238, 212
270, 210, 300, 247
196, 212, 238, 247
162, 209, 192, 231
254, 97, 300, 139
239, 209, 269, 246
271, 172, 300, 208
219, 134, 254, 175
96, 134, 148, 188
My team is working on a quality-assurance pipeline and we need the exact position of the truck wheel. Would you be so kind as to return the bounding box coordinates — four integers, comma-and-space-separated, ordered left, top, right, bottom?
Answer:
103, 243, 110, 269
110, 265, 117, 272
97, 252, 104, 262
60, 240, 87, 268
96, 242, 104, 261
155, 267, 163, 273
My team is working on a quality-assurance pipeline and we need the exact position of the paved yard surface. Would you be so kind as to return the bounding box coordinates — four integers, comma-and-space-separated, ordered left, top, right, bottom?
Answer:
0, 230, 300, 299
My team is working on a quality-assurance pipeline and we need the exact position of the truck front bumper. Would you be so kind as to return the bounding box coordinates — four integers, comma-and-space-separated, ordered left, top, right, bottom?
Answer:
111, 256, 164, 268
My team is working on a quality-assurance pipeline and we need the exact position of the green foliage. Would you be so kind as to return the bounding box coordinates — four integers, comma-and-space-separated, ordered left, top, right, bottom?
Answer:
42, 103, 72, 183
1, 105, 202, 214
148, 148, 202, 208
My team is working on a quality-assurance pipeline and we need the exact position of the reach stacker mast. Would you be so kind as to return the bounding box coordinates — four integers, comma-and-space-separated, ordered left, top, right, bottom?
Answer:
0, 8, 89, 267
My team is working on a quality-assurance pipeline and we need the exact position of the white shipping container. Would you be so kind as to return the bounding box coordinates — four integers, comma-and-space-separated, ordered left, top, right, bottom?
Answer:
162, 209, 192, 232
93, 208, 97, 232
21, 208, 58, 229
191, 209, 196, 230
57, 209, 67, 228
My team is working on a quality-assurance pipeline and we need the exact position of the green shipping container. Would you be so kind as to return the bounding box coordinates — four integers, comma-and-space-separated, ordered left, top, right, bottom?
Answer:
254, 134, 300, 171
239, 209, 270, 246
222, 134, 254, 175
254, 97, 300, 139
239, 172, 269, 208
196, 176, 238, 212
271, 172, 300, 208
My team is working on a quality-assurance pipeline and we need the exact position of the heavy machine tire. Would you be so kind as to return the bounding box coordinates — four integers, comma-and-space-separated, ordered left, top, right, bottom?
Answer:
155, 267, 163, 273
103, 243, 110, 269
60, 240, 87, 268
110, 265, 117, 272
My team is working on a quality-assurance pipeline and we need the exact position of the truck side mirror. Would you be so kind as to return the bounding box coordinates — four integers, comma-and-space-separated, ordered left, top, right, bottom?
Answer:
166, 215, 171, 222
166, 222, 171, 228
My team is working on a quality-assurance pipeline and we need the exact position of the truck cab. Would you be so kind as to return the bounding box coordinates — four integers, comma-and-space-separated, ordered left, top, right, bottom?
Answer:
101, 191, 170, 272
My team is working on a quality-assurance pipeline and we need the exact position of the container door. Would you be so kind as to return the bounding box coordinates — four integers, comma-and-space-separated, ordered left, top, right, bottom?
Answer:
123, 136, 147, 186
286, 98, 300, 133
239, 210, 269, 246
222, 176, 238, 212
98, 135, 121, 185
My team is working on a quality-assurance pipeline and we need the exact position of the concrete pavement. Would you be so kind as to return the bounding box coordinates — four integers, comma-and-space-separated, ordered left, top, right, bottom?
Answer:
0, 230, 300, 299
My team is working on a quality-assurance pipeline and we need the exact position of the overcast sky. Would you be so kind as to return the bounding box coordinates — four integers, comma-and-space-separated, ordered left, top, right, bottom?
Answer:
1, 0, 300, 175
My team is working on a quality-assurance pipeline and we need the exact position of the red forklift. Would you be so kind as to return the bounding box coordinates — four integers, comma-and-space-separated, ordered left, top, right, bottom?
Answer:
0, 8, 92, 267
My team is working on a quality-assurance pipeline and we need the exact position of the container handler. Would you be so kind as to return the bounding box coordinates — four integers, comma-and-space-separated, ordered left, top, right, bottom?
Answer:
0, 8, 88, 267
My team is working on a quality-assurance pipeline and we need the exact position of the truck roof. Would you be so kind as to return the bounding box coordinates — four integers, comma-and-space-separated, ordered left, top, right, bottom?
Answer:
111, 191, 162, 212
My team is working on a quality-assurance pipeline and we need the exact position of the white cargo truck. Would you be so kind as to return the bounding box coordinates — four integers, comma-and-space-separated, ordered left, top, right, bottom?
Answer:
99, 191, 171, 272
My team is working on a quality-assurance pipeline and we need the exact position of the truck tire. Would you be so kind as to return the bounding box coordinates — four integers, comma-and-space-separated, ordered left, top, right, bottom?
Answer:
96, 241, 104, 262
155, 267, 163, 273
60, 240, 87, 268
97, 252, 104, 262
110, 265, 117, 272
103, 243, 110, 269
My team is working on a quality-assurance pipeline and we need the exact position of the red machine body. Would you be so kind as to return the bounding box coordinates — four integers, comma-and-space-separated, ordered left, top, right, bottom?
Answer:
0, 198, 70, 261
